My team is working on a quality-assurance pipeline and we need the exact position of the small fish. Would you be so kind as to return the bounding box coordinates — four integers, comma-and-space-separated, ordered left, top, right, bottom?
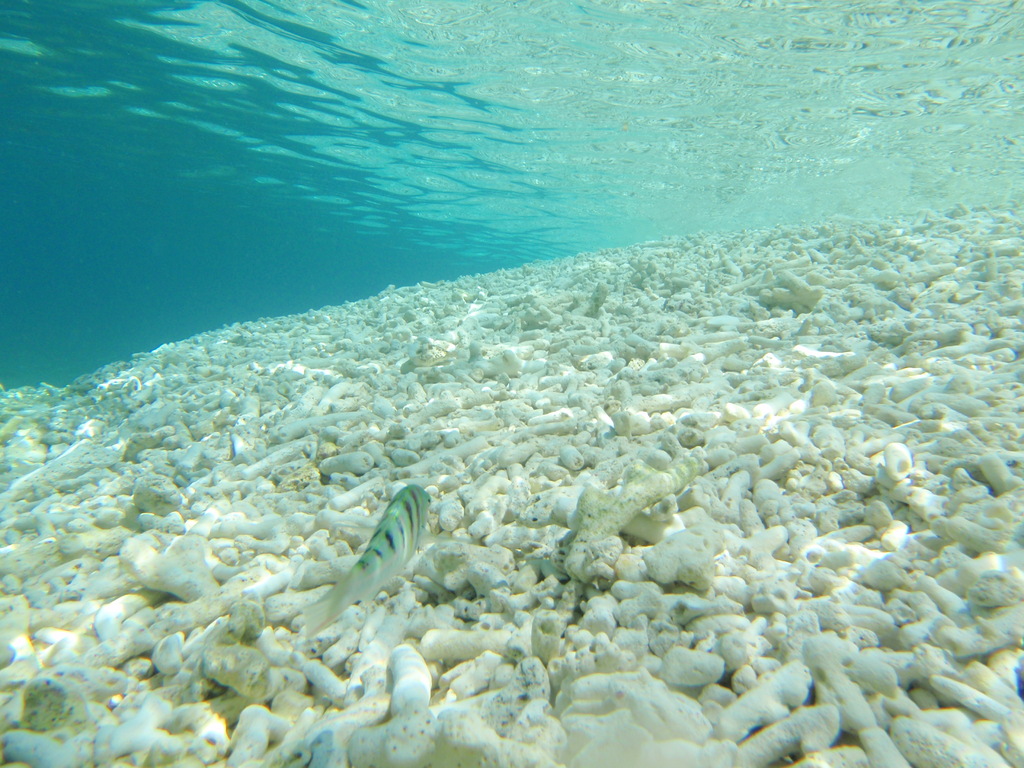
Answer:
302, 484, 431, 635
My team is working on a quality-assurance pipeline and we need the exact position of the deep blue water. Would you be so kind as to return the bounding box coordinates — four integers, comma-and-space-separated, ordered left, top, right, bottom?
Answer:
0, 0, 569, 388
2, 0, 1021, 388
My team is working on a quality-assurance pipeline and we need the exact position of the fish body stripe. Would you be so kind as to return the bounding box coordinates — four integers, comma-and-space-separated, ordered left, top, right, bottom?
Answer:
363, 484, 428, 565
302, 484, 431, 635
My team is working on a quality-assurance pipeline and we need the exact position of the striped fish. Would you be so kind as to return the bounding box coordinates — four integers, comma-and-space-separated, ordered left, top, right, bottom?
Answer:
302, 484, 431, 635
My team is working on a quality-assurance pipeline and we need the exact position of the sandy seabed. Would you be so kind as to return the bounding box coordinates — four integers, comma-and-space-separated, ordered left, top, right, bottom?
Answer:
1, 204, 1023, 768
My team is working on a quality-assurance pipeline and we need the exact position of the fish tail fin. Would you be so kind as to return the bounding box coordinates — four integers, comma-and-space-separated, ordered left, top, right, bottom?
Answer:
302, 579, 355, 636
301, 564, 380, 636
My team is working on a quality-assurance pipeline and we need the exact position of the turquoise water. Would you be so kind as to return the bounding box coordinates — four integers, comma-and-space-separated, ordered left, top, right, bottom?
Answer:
2, 0, 1021, 387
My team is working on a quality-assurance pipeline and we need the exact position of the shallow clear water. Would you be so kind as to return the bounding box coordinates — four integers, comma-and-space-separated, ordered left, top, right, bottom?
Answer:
1, 0, 1021, 386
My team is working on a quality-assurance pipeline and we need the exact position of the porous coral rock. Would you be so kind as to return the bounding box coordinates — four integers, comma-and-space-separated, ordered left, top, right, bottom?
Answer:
202, 643, 277, 701
132, 474, 183, 516
530, 609, 568, 664
1, 730, 93, 768
562, 535, 624, 584
93, 692, 175, 763
476, 656, 553, 736
319, 450, 374, 477
757, 269, 825, 314
571, 458, 701, 541
0, 535, 64, 580
714, 661, 813, 742
227, 704, 291, 767
119, 534, 220, 602
418, 541, 516, 594
400, 337, 458, 373
388, 643, 431, 716
420, 628, 512, 664
224, 599, 266, 645
557, 667, 711, 748
347, 707, 438, 768
966, 569, 1024, 609
660, 645, 726, 688
564, 457, 700, 583
18, 676, 92, 732
643, 523, 724, 591
435, 708, 562, 768
735, 704, 840, 768
890, 715, 1011, 768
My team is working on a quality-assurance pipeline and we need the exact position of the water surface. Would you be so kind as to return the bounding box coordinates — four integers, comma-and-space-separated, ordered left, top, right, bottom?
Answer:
2, 0, 1021, 386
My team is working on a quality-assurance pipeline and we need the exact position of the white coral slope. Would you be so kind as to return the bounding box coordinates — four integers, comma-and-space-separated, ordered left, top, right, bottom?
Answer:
1, 204, 1023, 768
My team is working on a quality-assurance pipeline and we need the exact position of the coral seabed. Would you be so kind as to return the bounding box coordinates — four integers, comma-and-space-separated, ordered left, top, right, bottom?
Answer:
2, 205, 1024, 768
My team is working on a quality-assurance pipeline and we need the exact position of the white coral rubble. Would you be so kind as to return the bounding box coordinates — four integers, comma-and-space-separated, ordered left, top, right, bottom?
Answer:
1, 206, 1023, 768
